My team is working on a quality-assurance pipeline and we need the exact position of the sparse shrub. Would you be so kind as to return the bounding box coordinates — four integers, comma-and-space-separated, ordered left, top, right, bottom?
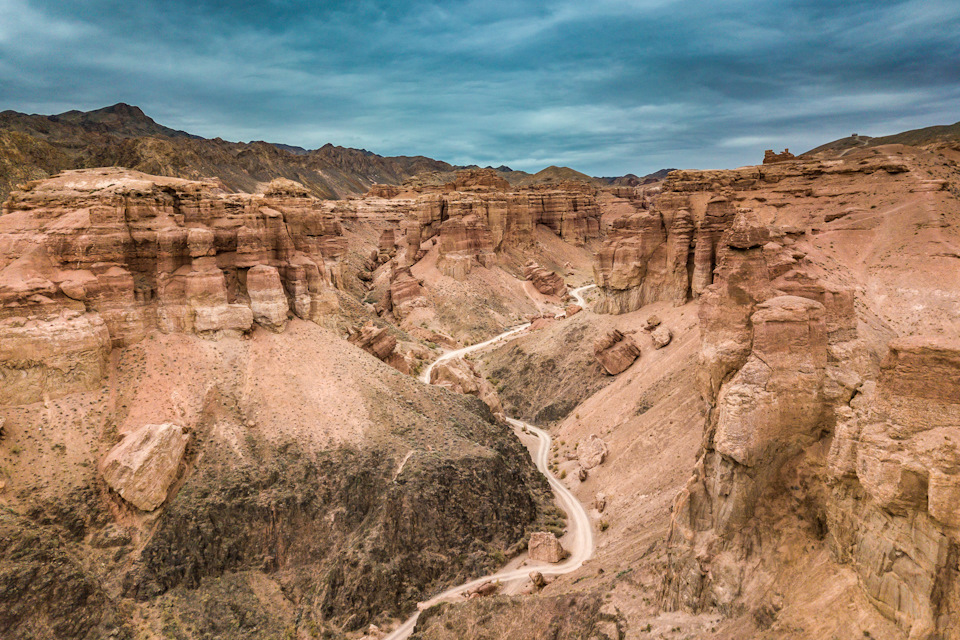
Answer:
598, 520, 609, 531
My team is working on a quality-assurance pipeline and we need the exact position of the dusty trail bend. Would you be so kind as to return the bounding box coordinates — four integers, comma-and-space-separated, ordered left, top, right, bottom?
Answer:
387, 284, 596, 639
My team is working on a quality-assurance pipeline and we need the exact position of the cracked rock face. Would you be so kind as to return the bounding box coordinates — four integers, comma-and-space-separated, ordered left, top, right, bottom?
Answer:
100, 423, 189, 511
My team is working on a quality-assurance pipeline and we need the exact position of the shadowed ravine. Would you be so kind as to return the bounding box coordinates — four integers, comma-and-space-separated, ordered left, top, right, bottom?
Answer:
387, 284, 598, 639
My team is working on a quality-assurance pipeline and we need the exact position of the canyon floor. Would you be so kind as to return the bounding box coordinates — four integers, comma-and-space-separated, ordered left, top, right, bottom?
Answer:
0, 125, 958, 640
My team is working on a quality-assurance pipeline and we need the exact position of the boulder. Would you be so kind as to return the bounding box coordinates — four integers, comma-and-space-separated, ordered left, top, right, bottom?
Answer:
528, 531, 565, 563
593, 330, 641, 375
100, 423, 189, 511
524, 261, 567, 297
595, 492, 607, 513
529, 571, 547, 590
577, 434, 609, 469
464, 580, 499, 599
651, 325, 672, 349
565, 304, 582, 317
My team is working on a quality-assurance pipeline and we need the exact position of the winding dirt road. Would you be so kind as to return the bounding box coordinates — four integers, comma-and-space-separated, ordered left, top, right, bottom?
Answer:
387, 284, 596, 639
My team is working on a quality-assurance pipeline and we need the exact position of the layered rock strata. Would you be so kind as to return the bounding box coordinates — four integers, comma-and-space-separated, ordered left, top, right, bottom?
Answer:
429, 357, 507, 423
523, 260, 567, 297
594, 153, 917, 314
0, 169, 344, 403
593, 330, 641, 375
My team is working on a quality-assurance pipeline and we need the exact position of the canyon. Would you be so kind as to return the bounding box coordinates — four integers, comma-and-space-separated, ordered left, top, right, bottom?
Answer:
0, 108, 959, 640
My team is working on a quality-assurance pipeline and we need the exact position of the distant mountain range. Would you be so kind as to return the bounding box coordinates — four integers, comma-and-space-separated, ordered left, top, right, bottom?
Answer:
0, 103, 465, 201
0, 103, 671, 202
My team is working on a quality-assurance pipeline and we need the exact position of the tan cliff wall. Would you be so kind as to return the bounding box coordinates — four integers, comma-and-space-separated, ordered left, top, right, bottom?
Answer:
592, 150, 931, 315
660, 202, 960, 639
0, 168, 344, 404
356, 170, 601, 281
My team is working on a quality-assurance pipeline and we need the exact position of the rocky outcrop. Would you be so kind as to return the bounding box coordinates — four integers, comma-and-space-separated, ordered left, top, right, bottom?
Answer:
528, 531, 565, 563
348, 322, 398, 361
593, 330, 641, 375
386, 266, 427, 320
0, 168, 345, 403
824, 337, 960, 637
388, 170, 601, 279
100, 423, 189, 511
443, 167, 510, 192
429, 357, 506, 423
661, 207, 960, 639
763, 149, 796, 164
523, 260, 567, 297
247, 264, 289, 330
0, 310, 111, 405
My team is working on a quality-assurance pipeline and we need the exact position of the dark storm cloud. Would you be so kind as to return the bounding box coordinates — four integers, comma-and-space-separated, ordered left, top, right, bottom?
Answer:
1, 0, 958, 175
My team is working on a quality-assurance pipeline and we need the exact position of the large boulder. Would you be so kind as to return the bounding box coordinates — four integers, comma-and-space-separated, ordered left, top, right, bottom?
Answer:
593, 330, 641, 375
577, 434, 609, 470
528, 531, 565, 563
651, 325, 672, 349
348, 322, 398, 361
523, 261, 567, 297
100, 423, 189, 511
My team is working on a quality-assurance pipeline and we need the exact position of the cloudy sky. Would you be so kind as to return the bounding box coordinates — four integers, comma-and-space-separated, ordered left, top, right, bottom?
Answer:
2, 0, 958, 175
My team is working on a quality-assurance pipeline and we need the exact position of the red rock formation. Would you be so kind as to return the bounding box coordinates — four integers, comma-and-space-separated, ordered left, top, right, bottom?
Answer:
662, 203, 960, 639
386, 266, 427, 320
347, 321, 397, 361
593, 330, 641, 375
0, 169, 345, 403
763, 148, 796, 164
367, 183, 401, 198
523, 261, 567, 297
386, 177, 601, 280
444, 167, 510, 192
594, 154, 913, 314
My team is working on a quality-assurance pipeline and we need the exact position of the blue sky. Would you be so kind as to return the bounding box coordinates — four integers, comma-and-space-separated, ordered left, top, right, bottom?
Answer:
1, 0, 959, 175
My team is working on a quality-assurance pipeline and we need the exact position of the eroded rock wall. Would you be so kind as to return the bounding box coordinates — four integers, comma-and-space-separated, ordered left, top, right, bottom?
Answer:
594, 152, 920, 315
661, 209, 960, 639
0, 169, 344, 403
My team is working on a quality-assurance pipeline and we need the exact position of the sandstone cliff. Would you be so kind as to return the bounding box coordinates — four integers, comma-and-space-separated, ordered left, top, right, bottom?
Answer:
658, 145, 960, 638
593, 148, 941, 315
0, 168, 346, 404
